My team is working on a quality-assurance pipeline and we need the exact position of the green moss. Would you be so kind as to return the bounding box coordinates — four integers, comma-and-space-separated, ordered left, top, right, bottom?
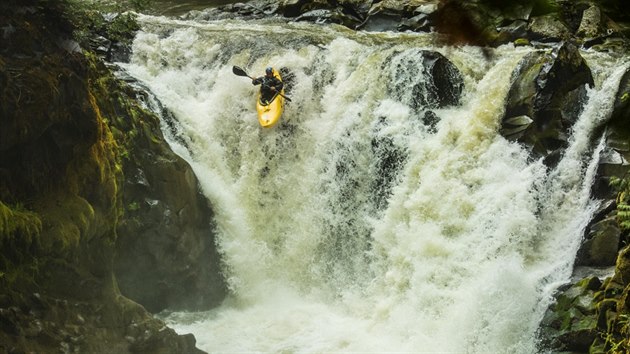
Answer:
514, 38, 530, 46
610, 176, 630, 231
0, 201, 42, 246
127, 202, 140, 212
0, 201, 43, 293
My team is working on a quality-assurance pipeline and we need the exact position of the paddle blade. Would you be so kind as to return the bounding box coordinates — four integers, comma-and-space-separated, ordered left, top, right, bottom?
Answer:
232, 66, 249, 77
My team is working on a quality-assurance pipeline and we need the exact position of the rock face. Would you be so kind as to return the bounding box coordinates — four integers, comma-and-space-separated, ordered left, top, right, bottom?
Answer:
112, 86, 227, 313
0, 2, 224, 352
577, 213, 621, 267
539, 277, 601, 352
542, 66, 630, 353
500, 42, 593, 166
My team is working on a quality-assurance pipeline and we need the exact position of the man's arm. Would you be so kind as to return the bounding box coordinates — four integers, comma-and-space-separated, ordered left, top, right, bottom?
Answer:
272, 77, 284, 91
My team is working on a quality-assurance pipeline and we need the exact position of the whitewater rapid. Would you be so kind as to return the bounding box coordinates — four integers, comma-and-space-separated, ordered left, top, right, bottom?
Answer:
121, 14, 628, 353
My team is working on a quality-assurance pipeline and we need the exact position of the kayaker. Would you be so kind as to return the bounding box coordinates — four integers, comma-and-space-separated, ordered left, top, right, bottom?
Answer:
252, 67, 284, 104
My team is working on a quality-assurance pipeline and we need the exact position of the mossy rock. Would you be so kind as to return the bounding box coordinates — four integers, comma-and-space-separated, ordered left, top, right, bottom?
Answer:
539, 277, 603, 352
0, 3, 214, 352
609, 67, 630, 136
500, 42, 593, 166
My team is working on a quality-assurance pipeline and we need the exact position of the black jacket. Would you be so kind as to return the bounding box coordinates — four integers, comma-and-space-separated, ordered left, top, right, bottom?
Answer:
252, 75, 284, 102
253, 75, 283, 90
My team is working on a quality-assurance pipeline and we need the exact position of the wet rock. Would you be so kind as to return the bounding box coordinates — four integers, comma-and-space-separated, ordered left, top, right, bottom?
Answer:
387, 49, 464, 114
130, 329, 201, 354
294, 8, 361, 28
360, 13, 401, 32
500, 115, 533, 140
577, 5, 606, 39
577, 5, 628, 50
397, 12, 432, 32
421, 51, 463, 106
539, 277, 601, 352
359, 1, 410, 31
500, 42, 593, 166
496, 20, 528, 44
113, 79, 227, 314
370, 0, 435, 17
610, 68, 630, 128
108, 41, 132, 63
296, 0, 367, 28
88, 35, 111, 57
422, 110, 439, 133
371, 118, 407, 211
591, 68, 630, 200
279, 0, 368, 24
614, 246, 630, 286
528, 14, 572, 42
576, 216, 622, 267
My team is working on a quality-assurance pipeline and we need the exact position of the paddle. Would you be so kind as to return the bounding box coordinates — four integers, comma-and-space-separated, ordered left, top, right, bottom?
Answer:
232, 65, 292, 102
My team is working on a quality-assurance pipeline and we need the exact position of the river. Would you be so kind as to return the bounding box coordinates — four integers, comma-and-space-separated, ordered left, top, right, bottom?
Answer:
120, 12, 628, 353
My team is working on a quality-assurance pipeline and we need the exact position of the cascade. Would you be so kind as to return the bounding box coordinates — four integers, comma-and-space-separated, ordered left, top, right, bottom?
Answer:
121, 14, 628, 353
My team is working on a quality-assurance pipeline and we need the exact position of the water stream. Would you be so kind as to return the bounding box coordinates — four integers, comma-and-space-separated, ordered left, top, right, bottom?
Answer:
121, 14, 628, 353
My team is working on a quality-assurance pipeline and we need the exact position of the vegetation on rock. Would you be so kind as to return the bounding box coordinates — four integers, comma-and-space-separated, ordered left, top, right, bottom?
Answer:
0, 0, 220, 352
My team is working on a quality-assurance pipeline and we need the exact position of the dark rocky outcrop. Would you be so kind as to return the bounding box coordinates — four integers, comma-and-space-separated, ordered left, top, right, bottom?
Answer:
584, 246, 630, 352
0, 2, 224, 352
576, 210, 622, 267
609, 68, 630, 135
177, 0, 630, 51
112, 84, 227, 313
539, 277, 602, 352
280, 0, 369, 26
590, 68, 630, 201
541, 65, 630, 353
360, 0, 437, 32
387, 49, 464, 115
500, 42, 593, 166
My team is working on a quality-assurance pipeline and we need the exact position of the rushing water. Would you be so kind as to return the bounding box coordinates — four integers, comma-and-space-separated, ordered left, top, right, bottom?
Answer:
121, 13, 628, 354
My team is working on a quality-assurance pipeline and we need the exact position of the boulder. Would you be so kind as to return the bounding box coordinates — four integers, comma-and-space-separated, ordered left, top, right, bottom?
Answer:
279, 0, 368, 26
577, 5, 629, 49
495, 20, 529, 45
577, 5, 606, 39
576, 216, 622, 267
370, 0, 434, 16
500, 42, 593, 166
387, 49, 464, 114
111, 84, 227, 314
528, 14, 572, 42
538, 277, 601, 352
397, 12, 432, 32
370, 117, 407, 211
368, 0, 439, 18
613, 245, 630, 286
294, 8, 363, 28
431, 0, 495, 46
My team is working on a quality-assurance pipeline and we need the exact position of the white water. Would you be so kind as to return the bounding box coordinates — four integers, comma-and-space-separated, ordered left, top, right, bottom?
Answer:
122, 14, 629, 354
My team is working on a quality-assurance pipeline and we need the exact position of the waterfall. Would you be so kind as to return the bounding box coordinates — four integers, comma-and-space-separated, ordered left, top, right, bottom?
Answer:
120, 14, 627, 353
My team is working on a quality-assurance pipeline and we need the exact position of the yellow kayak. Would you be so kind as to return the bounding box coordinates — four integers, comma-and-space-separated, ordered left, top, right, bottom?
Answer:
256, 69, 285, 128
